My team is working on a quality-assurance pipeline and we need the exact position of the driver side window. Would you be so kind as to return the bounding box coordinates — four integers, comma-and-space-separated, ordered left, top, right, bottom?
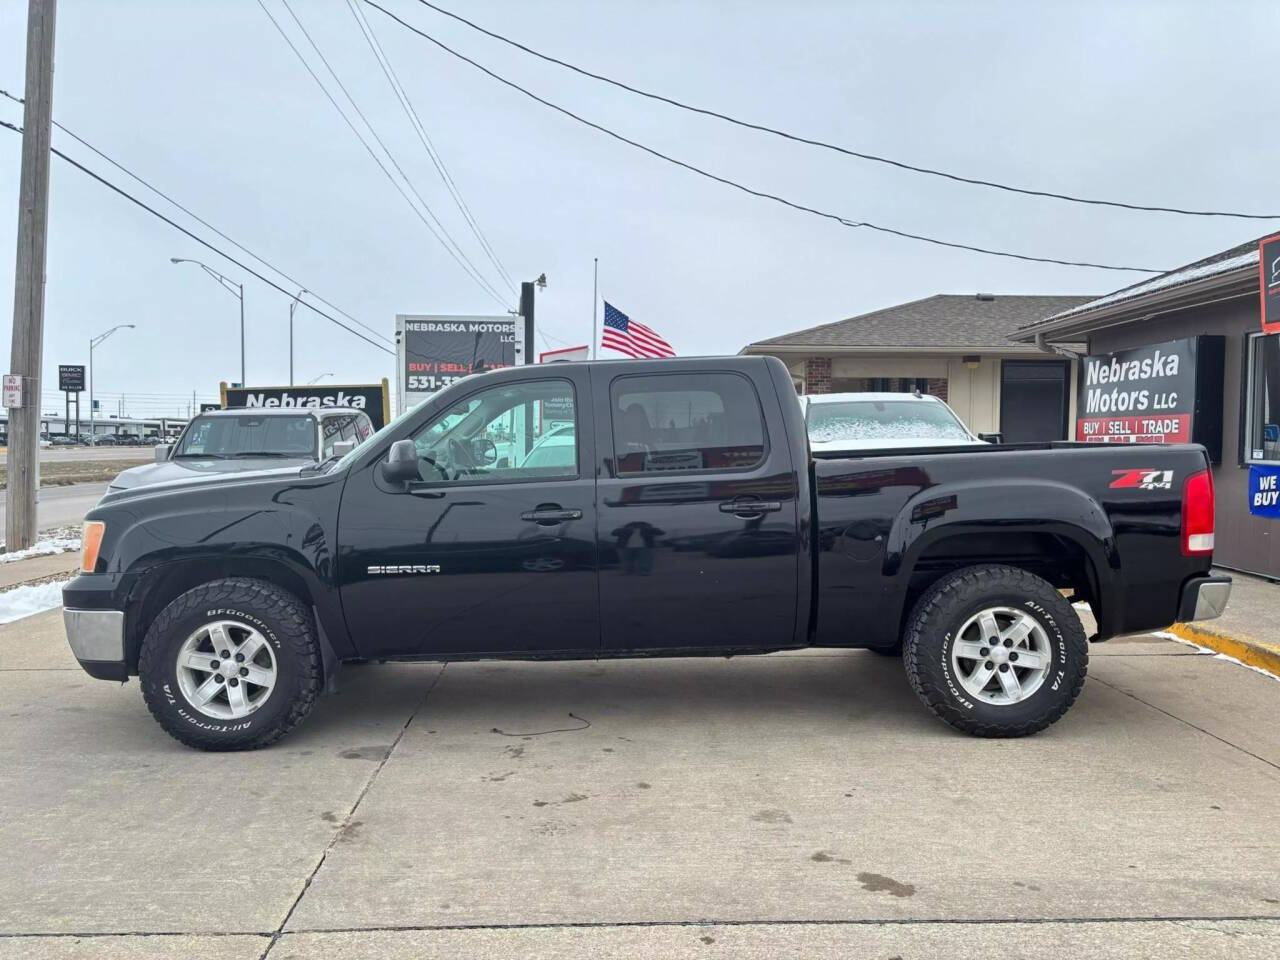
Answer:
409, 379, 578, 484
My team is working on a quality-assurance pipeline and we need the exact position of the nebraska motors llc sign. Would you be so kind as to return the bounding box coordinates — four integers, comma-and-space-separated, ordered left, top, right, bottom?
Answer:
1075, 336, 1223, 459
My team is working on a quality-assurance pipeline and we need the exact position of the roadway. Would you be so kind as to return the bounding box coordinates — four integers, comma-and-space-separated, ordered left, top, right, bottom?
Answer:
0, 482, 109, 535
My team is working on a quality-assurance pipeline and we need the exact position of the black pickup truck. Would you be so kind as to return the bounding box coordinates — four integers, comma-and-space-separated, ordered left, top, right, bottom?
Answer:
63, 356, 1230, 750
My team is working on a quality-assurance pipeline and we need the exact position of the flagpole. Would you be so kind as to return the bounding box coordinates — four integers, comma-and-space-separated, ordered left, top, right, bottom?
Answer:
592, 257, 599, 359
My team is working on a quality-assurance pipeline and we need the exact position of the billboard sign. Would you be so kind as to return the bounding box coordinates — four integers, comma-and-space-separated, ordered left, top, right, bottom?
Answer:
397, 315, 521, 409
220, 380, 391, 430
1075, 336, 1223, 460
1261, 233, 1280, 334
58, 364, 86, 392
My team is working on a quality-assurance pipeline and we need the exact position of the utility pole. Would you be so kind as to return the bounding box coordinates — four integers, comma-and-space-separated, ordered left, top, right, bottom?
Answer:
5, 0, 57, 551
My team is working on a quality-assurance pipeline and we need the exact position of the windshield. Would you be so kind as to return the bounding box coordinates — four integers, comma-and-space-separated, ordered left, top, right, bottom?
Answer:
174, 414, 317, 459
806, 400, 972, 444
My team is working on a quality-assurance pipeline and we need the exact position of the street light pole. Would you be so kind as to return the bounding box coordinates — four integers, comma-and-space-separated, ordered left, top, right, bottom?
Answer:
170, 257, 245, 385
307, 372, 334, 385
88, 324, 135, 446
288, 287, 306, 386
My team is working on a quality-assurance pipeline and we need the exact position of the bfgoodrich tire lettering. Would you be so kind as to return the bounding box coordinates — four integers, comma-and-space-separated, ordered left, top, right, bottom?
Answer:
139, 578, 321, 750
903, 564, 1087, 737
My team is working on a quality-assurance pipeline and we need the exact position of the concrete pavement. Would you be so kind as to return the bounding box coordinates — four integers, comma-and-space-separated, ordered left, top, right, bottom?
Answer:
1, 612, 1277, 958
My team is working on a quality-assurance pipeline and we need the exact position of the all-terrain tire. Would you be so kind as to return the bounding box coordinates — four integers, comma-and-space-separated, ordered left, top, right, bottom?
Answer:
903, 564, 1087, 737
138, 578, 321, 751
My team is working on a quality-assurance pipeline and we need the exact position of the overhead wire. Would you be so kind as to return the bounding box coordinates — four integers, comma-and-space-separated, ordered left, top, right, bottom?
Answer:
256, 0, 510, 306
0, 118, 397, 356
0, 88, 393, 349
363, 1, 1168, 274
345, 0, 518, 295
403, 0, 1280, 221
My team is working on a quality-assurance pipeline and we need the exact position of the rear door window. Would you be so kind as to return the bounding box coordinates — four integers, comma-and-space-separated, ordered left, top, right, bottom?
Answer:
609, 373, 766, 474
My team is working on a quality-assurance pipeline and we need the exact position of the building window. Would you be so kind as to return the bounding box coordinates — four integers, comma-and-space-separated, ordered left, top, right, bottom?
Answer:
1246, 332, 1280, 464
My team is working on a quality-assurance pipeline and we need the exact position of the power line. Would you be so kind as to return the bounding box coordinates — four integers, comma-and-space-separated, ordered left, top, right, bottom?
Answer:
403, 0, 1280, 222
364, 2, 1166, 274
257, 0, 509, 307
0, 88, 393, 349
346, 0, 517, 295
0, 118, 397, 356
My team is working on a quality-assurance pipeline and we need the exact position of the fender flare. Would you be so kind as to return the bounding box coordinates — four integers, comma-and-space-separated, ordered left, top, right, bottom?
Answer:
885, 477, 1119, 634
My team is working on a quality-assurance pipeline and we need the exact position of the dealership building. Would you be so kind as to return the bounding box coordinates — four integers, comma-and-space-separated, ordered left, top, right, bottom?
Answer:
1015, 235, 1280, 580
741, 294, 1093, 442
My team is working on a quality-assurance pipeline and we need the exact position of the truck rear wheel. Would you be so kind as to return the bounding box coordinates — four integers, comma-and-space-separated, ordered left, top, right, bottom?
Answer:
903, 565, 1087, 737
138, 578, 322, 751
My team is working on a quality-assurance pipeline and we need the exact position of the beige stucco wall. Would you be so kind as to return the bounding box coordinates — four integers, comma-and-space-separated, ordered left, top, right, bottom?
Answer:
944, 357, 1000, 434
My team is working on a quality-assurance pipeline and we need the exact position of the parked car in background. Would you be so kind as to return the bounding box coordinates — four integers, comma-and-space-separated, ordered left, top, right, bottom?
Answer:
51, 435, 79, 447
105, 407, 375, 493
801, 391, 987, 452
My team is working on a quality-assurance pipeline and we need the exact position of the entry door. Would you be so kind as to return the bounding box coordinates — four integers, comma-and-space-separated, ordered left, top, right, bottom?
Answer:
1000, 360, 1070, 443
592, 366, 801, 653
337, 371, 599, 659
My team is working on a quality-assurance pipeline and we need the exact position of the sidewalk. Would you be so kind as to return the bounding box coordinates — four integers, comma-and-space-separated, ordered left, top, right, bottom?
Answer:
0, 549, 79, 590
1167, 567, 1280, 677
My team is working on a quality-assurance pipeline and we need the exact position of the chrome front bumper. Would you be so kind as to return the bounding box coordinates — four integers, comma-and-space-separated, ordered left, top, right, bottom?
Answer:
64, 608, 127, 680
1177, 575, 1232, 623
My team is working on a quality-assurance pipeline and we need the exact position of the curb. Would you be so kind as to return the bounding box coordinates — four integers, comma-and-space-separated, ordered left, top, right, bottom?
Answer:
1166, 623, 1280, 679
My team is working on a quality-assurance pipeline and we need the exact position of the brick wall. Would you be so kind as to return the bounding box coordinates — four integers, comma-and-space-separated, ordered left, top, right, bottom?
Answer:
927, 378, 948, 401
803, 357, 832, 394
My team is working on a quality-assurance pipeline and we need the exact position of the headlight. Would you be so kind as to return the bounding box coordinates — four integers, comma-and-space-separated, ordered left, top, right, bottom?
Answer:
81, 521, 106, 573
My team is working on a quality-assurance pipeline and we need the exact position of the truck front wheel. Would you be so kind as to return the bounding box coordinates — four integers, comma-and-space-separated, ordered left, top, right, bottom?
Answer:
903, 565, 1087, 737
138, 578, 322, 751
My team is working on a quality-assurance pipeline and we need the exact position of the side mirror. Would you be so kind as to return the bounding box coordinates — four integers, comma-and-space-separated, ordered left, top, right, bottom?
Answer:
380, 439, 420, 484
154, 444, 171, 462
978, 432, 1003, 444
331, 440, 357, 458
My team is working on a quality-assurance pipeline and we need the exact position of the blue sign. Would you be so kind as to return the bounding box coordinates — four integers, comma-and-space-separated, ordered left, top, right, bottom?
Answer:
1249, 465, 1280, 518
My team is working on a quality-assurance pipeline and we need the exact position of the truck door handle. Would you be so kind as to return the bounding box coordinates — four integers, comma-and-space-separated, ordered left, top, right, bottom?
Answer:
520, 506, 583, 525
719, 499, 782, 517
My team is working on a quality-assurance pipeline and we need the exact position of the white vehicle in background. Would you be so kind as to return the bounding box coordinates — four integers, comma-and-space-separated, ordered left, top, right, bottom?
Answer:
801, 392, 988, 452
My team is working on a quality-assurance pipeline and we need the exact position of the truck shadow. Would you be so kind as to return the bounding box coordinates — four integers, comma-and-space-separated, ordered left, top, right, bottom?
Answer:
302, 650, 940, 740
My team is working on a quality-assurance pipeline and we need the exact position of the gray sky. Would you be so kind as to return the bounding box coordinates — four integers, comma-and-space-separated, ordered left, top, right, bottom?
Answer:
2, 0, 1277, 419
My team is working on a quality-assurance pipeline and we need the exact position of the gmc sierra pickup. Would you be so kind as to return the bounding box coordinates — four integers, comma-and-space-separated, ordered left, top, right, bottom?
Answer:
62, 356, 1230, 750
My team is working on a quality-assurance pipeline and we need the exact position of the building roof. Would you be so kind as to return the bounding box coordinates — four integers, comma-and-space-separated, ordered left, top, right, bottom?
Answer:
1014, 236, 1263, 341
742, 294, 1097, 355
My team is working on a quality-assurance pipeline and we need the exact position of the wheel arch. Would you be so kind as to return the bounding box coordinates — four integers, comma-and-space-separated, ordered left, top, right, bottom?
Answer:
123, 551, 321, 673
886, 479, 1119, 642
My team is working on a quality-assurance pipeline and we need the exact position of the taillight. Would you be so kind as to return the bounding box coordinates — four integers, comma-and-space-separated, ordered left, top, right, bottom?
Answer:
1181, 468, 1214, 556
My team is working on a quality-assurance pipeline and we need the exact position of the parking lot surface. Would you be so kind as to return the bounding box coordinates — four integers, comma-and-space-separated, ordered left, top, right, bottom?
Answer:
2, 611, 1278, 958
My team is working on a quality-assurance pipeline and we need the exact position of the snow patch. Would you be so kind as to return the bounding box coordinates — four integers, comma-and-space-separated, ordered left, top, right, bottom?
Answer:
0, 536, 81, 564
1043, 250, 1257, 325
0, 578, 71, 624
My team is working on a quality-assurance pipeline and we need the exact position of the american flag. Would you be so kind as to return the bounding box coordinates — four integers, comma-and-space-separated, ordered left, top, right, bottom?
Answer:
601, 302, 675, 359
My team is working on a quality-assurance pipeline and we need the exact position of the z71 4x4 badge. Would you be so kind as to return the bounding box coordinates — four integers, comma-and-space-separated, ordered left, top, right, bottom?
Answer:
1110, 469, 1173, 490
